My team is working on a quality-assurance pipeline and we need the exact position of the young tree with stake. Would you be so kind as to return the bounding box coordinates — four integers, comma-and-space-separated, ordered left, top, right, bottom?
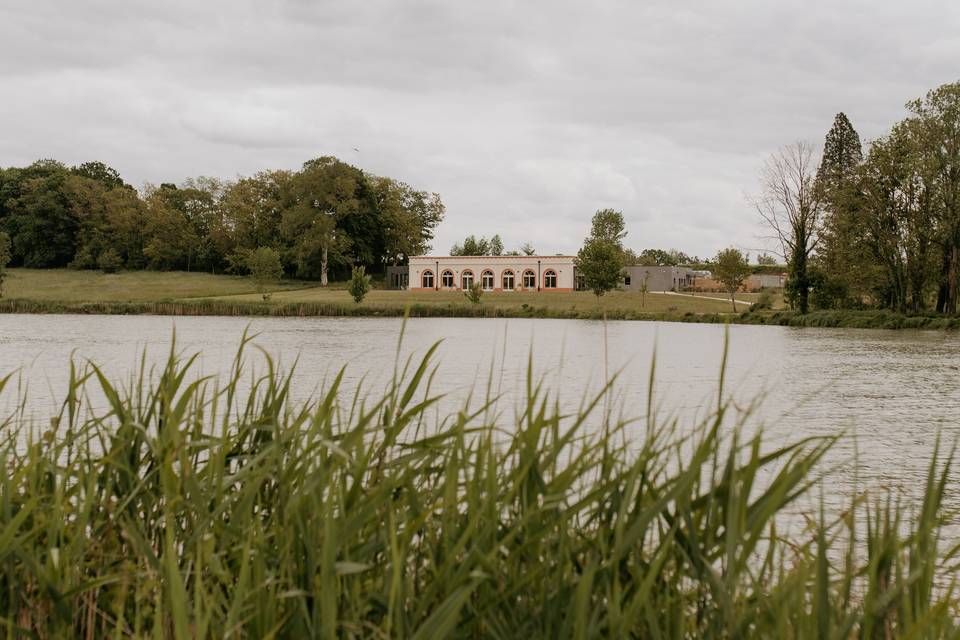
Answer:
714, 248, 752, 312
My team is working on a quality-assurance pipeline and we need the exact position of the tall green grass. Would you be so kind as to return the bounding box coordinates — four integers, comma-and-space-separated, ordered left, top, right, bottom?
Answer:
0, 331, 957, 637
0, 297, 725, 323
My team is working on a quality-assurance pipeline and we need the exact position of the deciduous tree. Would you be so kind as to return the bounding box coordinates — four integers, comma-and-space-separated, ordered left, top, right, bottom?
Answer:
713, 248, 751, 312
246, 246, 284, 300
755, 141, 823, 313
576, 209, 627, 300
908, 82, 960, 314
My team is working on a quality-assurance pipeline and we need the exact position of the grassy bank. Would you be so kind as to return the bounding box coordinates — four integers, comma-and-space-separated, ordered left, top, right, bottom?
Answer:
0, 268, 312, 301
0, 336, 957, 637
741, 308, 960, 330
3, 269, 958, 329
0, 268, 746, 317
0, 296, 733, 322
4, 295, 959, 331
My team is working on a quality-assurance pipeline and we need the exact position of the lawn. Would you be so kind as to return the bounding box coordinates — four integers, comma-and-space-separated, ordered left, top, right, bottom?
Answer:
2, 268, 311, 302
1, 269, 776, 317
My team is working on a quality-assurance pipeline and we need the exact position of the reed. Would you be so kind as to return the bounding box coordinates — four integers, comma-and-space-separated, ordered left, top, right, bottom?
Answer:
0, 297, 728, 324
0, 331, 957, 638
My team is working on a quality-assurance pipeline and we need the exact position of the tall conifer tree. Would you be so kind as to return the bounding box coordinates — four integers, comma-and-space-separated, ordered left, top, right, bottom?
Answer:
815, 113, 867, 306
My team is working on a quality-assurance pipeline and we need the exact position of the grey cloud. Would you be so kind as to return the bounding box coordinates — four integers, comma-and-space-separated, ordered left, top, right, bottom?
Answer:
1, 0, 958, 257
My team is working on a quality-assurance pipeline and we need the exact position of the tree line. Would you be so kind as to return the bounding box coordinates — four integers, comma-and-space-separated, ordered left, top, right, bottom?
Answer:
758, 80, 960, 314
0, 157, 444, 284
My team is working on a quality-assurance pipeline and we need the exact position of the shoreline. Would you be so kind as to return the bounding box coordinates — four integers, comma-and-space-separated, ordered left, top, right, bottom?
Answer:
1, 297, 958, 329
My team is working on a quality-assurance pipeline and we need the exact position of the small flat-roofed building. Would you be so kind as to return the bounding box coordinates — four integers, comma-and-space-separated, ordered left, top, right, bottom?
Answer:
385, 265, 409, 289
620, 266, 695, 292
400, 255, 576, 292
746, 273, 786, 291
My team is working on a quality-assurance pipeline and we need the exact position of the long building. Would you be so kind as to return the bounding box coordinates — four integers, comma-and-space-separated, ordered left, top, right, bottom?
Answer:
392, 255, 577, 292
387, 257, 698, 293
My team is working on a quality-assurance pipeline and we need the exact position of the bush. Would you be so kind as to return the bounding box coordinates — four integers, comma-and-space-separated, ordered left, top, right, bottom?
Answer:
348, 265, 371, 303
463, 281, 483, 304
749, 289, 774, 312
97, 248, 123, 273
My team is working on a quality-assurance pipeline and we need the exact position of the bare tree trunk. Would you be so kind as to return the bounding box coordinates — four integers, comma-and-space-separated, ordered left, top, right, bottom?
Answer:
730, 291, 736, 312
947, 244, 959, 315
321, 244, 329, 286
935, 243, 950, 313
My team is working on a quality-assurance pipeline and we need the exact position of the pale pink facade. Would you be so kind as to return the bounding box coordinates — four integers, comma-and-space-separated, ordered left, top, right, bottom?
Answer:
409, 255, 576, 292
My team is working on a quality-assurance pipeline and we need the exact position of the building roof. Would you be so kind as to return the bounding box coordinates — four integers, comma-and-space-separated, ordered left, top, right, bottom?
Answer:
411, 255, 576, 260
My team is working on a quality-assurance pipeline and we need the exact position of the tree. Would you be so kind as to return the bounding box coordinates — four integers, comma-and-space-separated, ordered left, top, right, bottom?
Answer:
282, 157, 370, 285
0, 231, 10, 298
637, 248, 676, 266
0, 160, 79, 268
221, 170, 292, 271
71, 161, 130, 191
755, 141, 824, 313
489, 234, 504, 256
299, 158, 381, 270
589, 208, 627, 245
450, 235, 491, 256
371, 176, 444, 265
246, 247, 283, 300
576, 209, 627, 300
859, 121, 939, 313
348, 265, 371, 303
638, 271, 650, 308
713, 248, 751, 312
815, 113, 867, 306
141, 185, 199, 270
520, 241, 536, 256
577, 239, 624, 299
907, 82, 960, 314
98, 248, 122, 273
756, 253, 778, 266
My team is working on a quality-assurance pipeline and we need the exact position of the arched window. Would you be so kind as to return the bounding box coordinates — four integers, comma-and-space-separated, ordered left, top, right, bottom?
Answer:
441, 269, 454, 288
543, 269, 557, 289
522, 269, 536, 289
481, 270, 495, 291
502, 270, 515, 291
421, 270, 434, 289
461, 270, 474, 290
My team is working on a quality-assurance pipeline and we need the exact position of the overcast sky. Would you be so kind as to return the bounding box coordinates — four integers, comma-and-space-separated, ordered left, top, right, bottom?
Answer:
1, 1, 958, 257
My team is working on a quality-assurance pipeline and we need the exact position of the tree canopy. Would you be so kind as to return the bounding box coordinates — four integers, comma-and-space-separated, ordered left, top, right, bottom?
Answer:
450, 234, 505, 256
779, 81, 960, 315
576, 209, 626, 299
0, 156, 444, 283
713, 248, 751, 311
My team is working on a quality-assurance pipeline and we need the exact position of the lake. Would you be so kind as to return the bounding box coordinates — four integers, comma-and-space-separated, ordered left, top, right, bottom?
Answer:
2, 313, 959, 513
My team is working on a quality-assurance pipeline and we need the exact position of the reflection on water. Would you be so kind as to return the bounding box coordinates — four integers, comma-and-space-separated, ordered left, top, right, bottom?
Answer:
2, 314, 959, 515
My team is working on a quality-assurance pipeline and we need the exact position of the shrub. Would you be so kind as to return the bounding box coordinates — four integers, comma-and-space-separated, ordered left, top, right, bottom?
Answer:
749, 289, 774, 312
464, 281, 483, 304
97, 248, 123, 273
348, 265, 371, 303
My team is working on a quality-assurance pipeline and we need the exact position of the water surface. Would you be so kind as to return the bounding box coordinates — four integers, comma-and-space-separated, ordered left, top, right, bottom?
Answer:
2, 314, 958, 513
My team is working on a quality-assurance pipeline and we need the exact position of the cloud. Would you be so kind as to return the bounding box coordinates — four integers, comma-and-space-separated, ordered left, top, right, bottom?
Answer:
1, 0, 958, 256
